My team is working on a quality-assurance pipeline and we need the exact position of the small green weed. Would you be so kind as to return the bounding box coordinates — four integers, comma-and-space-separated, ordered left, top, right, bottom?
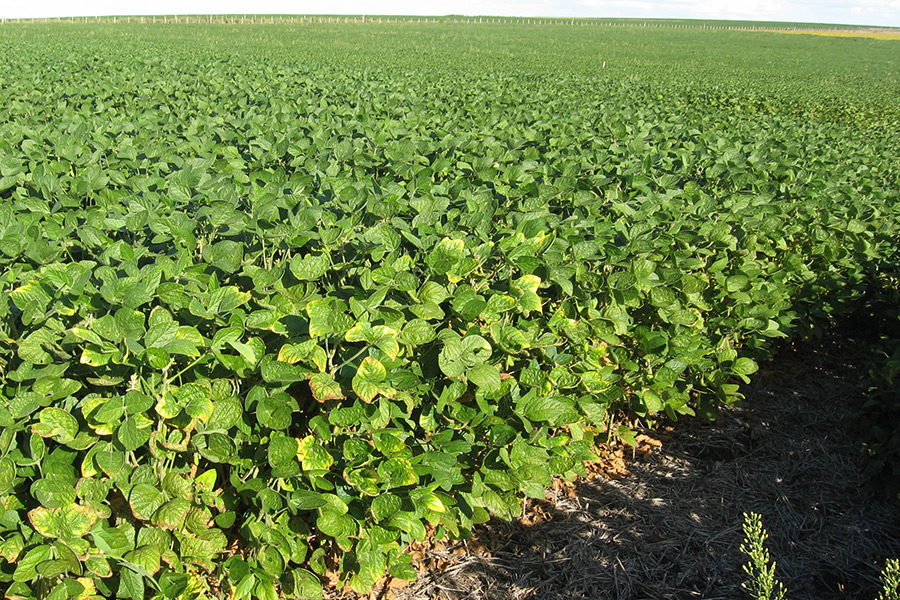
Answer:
741, 513, 900, 600
741, 512, 787, 600
878, 558, 900, 600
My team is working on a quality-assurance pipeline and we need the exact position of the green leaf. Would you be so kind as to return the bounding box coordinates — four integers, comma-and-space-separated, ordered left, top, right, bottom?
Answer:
273, 366, 320, 399
91, 397, 125, 424
258, 546, 285, 577
370, 494, 402, 522
125, 545, 162, 576
306, 299, 353, 338
328, 404, 364, 426
234, 573, 256, 600
117, 416, 151, 451
13, 544, 52, 582
377, 457, 418, 488
143, 347, 171, 369
269, 436, 299, 468
28, 504, 99, 539
118, 565, 145, 600
208, 286, 251, 315
520, 394, 578, 425
32, 407, 79, 443
257, 393, 294, 430
467, 363, 501, 392
410, 302, 444, 321
389, 560, 418, 581
451, 287, 487, 321
287, 568, 323, 600
144, 321, 178, 350
226, 337, 265, 368
297, 436, 334, 472
195, 469, 217, 493
425, 237, 465, 275
0, 458, 15, 494
733, 357, 758, 376
353, 356, 387, 403
152, 498, 191, 529
308, 372, 344, 402
641, 389, 664, 413
617, 425, 637, 447
316, 511, 357, 538
291, 253, 330, 281
726, 274, 749, 292
418, 281, 450, 304
497, 326, 529, 354
247, 310, 287, 333
28, 507, 59, 537
388, 511, 427, 540
400, 319, 436, 346
129, 484, 165, 521
95, 449, 127, 477
256, 580, 279, 600
31, 478, 76, 509
204, 240, 244, 273
439, 334, 492, 379
206, 397, 243, 430
345, 322, 400, 360
290, 490, 328, 511
33, 377, 82, 402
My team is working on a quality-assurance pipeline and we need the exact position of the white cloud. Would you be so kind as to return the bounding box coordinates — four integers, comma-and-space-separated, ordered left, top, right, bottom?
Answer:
848, 0, 900, 18
693, 0, 786, 19
577, 0, 898, 24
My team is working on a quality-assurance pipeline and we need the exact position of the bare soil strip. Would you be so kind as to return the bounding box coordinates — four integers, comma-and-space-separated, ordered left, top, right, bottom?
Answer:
362, 329, 900, 600
766, 29, 900, 40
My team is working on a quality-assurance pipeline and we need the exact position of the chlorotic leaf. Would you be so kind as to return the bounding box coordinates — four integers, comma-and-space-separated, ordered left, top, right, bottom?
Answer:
352, 356, 386, 403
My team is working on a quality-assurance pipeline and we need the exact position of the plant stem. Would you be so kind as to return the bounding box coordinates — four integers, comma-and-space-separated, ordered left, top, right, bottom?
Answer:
332, 346, 369, 375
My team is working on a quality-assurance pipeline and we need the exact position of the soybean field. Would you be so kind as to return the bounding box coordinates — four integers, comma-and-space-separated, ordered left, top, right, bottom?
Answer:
0, 21, 898, 600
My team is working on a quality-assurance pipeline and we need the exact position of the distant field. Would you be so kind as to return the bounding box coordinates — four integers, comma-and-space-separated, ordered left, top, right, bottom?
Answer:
770, 29, 900, 40
3, 21, 897, 124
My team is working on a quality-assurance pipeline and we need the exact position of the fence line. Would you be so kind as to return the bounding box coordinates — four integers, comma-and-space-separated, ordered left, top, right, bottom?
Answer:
0, 14, 878, 33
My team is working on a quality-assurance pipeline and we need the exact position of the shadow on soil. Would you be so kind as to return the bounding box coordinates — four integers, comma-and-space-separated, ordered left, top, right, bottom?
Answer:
388, 328, 900, 600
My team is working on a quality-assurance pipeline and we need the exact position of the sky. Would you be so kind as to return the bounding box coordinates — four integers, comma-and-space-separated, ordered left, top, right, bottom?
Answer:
2, 0, 899, 28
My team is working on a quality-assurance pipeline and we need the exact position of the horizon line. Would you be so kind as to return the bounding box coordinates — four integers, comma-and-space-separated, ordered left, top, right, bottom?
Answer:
1, 14, 897, 30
